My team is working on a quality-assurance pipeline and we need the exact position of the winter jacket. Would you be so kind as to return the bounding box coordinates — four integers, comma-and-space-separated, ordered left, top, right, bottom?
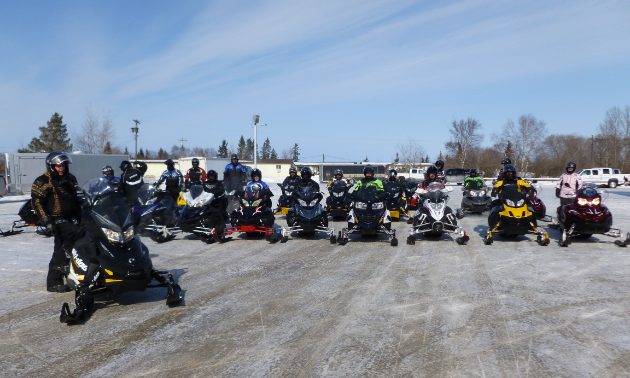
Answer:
464, 176, 484, 188
556, 173, 583, 198
354, 177, 384, 192
31, 171, 81, 221
203, 180, 225, 198
157, 169, 184, 189
223, 163, 247, 182
246, 180, 274, 199
491, 178, 533, 197
420, 178, 443, 190
185, 167, 206, 188
120, 162, 147, 191
296, 178, 321, 193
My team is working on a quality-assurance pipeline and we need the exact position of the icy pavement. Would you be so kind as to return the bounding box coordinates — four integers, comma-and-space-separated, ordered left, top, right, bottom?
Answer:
2, 180, 630, 377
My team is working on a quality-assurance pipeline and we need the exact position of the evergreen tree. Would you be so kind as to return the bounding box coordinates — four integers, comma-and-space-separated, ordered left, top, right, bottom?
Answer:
437, 151, 444, 161
103, 141, 113, 154
270, 148, 278, 159
394, 153, 400, 164
144, 150, 151, 159
237, 135, 246, 158
292, 143, 300, 162
245, 138, 255, 159
504, 140, 515, 160
425, 155, 430, 163
261, 138, 272, 159
24, 112, 73, 152
138, 148, 145, 159
218, 140, 229, 158
157, 148, 168, 159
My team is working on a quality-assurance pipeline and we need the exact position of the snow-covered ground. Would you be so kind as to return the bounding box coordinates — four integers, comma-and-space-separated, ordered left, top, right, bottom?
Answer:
2, 179, 630, 377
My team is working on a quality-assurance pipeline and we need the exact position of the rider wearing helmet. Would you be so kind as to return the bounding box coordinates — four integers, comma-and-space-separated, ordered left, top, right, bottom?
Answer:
296, 166, 321, 192
464, 167, 483, 188
202, 169, 228, 219
282, 166, 300, 187
327, 169, 348, 189
388, 169, 398, 182
102, 165, 120, 186
246, 168, 274, 209
490, 164, 534, 209
223, 154, 247, 185
496, 157, 513, 181
434, 160, 446, 181
185, 158, 206, 189
31, 151, 83, 292
354, 164, 384, 192
420, 165, 443, 189
120, 159, 148, 206
156, 159, 184, 201
556, 162, 582, 206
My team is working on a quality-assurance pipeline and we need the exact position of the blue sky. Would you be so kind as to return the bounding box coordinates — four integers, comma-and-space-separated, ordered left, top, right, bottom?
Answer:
2, 0, 629, 162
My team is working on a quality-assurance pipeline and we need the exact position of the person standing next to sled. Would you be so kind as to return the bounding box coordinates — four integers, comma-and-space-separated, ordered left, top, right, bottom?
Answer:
120, 160, 148, 206
203, 170, 228, 216
156, 159, 184, 201
464, 168, 484, 188
556, 162, 582, 207
419, 165, 444, 190
246, 168, 274, 209
31, 151, 83, 293
434, 160, 446, 182
102, 165, 120, 187
223, 154, 247, 186
185, 158, 206, 189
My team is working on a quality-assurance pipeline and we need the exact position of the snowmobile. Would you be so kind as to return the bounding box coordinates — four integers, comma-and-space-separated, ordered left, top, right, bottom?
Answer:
407, 182, 469, 245
403, 181, 421, 223
459, 180, 492, 214
285, 186, 336, 242
550, 184, 630, 247
134, 183, 180, 243
275, 181, 299, 215
1, 200, 45, 236
484, 185, 550, 245
177, 185, 226, 243
337, 185, 398, 246
384, 180, 407, 221
59, 177, 182, 324
325, 180, 353, 220
525, 185, 552, 222
224, 177, 246, 214
226, 183, 282, 242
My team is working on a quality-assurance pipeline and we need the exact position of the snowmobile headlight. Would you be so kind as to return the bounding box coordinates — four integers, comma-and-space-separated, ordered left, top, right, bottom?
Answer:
123, 226, 135, 243
470, 191, 478, 197
505, 199, 516, 207
372, 202, 384, 209
195, 198, 208, 207
249, 199, 262, 207
102, 227, 122, 244
333, 192, 344, 197
393, 193, 399, 198
592, 198, 600, 206
577, 197, 588, 206
480, 190, 486, 196
355, 202, 367, 209
298, 199, 308, 206
516, 199, 525, 207
147, 197, 157, 205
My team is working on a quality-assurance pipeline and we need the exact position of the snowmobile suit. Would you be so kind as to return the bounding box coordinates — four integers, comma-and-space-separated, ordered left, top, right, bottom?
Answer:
31, 171, 83, 289
490, 178, 533, 210
121, 162, 148, 206
296, 178, 321, 193
185, 167, 207, 188
246, 180, 274, 209
464, 176, 484, 188
556, 172, 582, 206
157, 168, 184, 201
223, 162, 247, 183
203, 179, 228, 216
282, 175, 301, 188
354, 177, 383, 192
420, 178, 443, 190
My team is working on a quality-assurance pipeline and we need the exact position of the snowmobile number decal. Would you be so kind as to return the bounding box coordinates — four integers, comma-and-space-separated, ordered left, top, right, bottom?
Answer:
72, 249, 88, 271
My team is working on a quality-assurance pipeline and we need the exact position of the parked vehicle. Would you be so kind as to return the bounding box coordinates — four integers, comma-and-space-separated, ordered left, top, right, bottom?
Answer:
325, 180, 352, 220
177, 185, 226, 243
285, 186, 336, 242
398, 168, 425, 181
443, 168, 468, 185
275, 181, 298, 216
577, 167, 625, 188
459, 180, 492, 214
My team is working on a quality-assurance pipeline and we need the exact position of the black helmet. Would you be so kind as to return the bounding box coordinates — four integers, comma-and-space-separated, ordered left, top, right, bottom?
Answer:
435, 160, 444, 170
45, 151, 72, 173
231, 154, 239, 162
251, 168, 262, 181
301, 166, 313, 180
207, 169, 218, 182
388, 169, 397, 181
165, 159, 174, 166
289, 166, 297, 176
192, 158, 199, 168
566, 162, 576, 173
120, 160, 132, 171
501, 157, 512, 166
469, 167, 478, 177
363, 164, 375, 177
503, 164, 517, 180
102, 165, 114, 179
425, 165, 438, 179
334, 169, 343, 179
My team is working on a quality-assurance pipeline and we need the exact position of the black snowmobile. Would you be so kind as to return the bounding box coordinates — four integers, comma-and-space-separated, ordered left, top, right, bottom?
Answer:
134, 183, 180, 243
226, 183, 282, 242
337, 185, 398, 246
383, 180, 407, 221
275, 180, 299, 216
325, 180, 353, 220
285, 186, 336, 242
459, 180, 492, 214
60, 178, 182, 324
177, 185, 226, 243
1, 200, 47, 236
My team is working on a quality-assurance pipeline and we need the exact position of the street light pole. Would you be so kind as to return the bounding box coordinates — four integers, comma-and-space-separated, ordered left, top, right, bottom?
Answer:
252, 115, 267, 169
131, 120, 140, 159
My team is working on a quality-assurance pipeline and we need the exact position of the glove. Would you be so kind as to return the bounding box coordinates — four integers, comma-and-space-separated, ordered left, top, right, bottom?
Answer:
556, 188, 561, 198
564, 183, 571, 187
41, 216, 54, 234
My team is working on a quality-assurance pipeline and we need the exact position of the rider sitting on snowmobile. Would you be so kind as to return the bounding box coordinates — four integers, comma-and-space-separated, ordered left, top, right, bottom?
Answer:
31, 151, 84, 293
489, 164, 534, 211
282, 166, 301, 187
202, 169, 228, 218
435, 160, 446, 182
120, 160, 148, 206
464, 168, 484, 188
556, 162, 582, 207
246, 168, 274, 209
156, 159, 183, 201
102, 165, 120, 186
296, 167, 321, 192
223, 154, 247, 185
327, 169, 349, 191
353, 164, 384, 193
495, 158, 512, 182
419, 165, 443, 190
185, 158, 206, 189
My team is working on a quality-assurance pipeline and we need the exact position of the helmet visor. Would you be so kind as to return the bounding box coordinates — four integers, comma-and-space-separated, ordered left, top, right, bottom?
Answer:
50, 154, 72, 166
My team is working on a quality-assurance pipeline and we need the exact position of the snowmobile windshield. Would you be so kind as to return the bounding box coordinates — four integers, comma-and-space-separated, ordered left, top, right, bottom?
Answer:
82, 178, 133, 231
466, 180, 485, 189
189, 185, 204, 200
184, 185, 214, 207
425, 182, 447, 202
137, 184, 156, 205
500, 185, 528, 208
83, 177, 118, 204
330, 181, 347, 197
242, 183, 264, 207
295, 186, 320, 207
353, 185, 387, 204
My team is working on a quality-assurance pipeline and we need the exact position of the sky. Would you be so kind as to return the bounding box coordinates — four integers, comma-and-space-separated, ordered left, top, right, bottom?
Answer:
1, 0, 630, 163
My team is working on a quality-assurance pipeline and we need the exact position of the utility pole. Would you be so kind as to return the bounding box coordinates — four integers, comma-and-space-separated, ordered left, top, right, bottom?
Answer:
179, 138, 187, 158
179, 138, 187, 148
252, 115, 267, 169
131, 120, 140, 159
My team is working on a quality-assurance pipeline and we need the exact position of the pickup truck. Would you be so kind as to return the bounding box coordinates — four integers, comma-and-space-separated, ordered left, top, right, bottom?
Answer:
398, 168, 425, 181
577, 168, 625, 188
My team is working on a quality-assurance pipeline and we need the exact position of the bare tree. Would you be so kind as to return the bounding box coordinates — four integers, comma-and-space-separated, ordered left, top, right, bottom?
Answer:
444, 118, 483, 168
72, 106, 116, 154
493, 114, 546, 176
396, 140, 426, 171
281, 148, 293, 160
597, 106, 625, 168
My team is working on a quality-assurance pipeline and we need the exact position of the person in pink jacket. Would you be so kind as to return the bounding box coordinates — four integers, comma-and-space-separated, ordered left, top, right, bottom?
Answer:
556, 162, 582, 207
